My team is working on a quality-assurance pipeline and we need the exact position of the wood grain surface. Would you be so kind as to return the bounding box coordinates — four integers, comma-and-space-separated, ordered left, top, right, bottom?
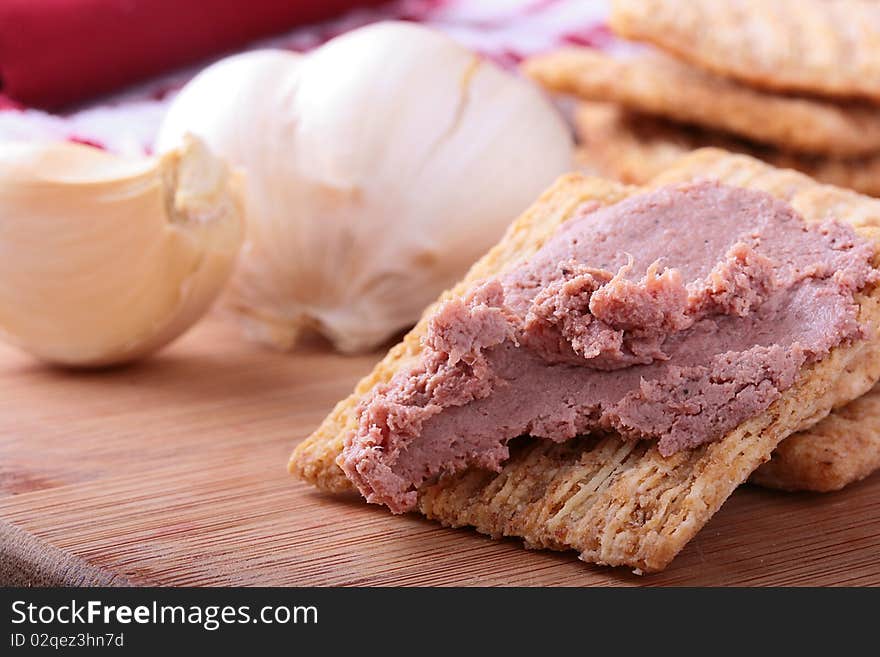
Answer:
0, 319, 878, 586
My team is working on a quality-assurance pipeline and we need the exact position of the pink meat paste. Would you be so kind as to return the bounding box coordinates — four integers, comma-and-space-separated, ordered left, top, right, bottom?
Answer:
340, 181, 879, 513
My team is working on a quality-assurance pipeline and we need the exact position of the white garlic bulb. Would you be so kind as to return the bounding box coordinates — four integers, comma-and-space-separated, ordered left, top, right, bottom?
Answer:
157, 21, 574, 353
0, 135, 243, 366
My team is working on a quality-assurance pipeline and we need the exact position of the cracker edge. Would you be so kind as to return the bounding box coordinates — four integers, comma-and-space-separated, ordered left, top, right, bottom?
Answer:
572, 101, 880, 197
608, 0, 880, 102
523, 48, 880, 157
752, 383, 880, 492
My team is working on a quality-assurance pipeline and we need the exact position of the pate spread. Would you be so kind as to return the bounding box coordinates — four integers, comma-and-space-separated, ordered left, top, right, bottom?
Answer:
340, 181, 879, 513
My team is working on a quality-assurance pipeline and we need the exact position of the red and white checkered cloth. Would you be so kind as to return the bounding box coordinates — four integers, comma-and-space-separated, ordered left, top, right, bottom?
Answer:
0, 0, 610, 155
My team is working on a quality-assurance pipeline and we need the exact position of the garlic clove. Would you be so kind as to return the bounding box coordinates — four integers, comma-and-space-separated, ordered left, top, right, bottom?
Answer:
158, 23, 574, 354
0, 135, 244, 367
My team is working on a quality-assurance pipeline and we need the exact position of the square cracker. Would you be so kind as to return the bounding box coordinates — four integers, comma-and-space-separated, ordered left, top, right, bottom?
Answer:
290, 150, 880, 572
524, 48, 880, 157
573, 101, 880, 197
609, 0, 880, 102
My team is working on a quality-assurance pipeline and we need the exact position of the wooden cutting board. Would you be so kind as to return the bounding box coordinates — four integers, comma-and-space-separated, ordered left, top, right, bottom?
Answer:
1, 318, 878, 587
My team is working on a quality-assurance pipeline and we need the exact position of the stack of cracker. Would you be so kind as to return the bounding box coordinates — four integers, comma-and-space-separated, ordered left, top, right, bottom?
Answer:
524, 0, 880, 198
291, 1, 880, 572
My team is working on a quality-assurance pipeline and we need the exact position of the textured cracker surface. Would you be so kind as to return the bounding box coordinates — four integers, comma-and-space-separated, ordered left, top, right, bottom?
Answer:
752, 383, 880, 492
525, 49, 880, 157
574, 101, 880, 197
610, 0, 880, 102
290, 151, 880, 572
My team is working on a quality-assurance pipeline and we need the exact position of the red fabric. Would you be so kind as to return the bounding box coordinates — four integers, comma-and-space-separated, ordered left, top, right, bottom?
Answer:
0, 0, 388, 109
0, 93, 24, 110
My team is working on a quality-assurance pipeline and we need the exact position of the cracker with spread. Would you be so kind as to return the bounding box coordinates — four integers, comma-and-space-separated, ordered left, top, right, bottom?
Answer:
290, 150, 880, 572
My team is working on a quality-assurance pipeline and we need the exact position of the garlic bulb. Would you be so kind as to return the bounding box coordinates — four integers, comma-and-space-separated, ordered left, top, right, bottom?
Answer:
157, 22, 574, 353
0, 135, 243, 366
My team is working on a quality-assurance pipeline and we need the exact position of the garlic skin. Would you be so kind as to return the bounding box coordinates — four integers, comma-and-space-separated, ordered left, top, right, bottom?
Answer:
158, 22, 574, 353
0, 135, 243, 366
